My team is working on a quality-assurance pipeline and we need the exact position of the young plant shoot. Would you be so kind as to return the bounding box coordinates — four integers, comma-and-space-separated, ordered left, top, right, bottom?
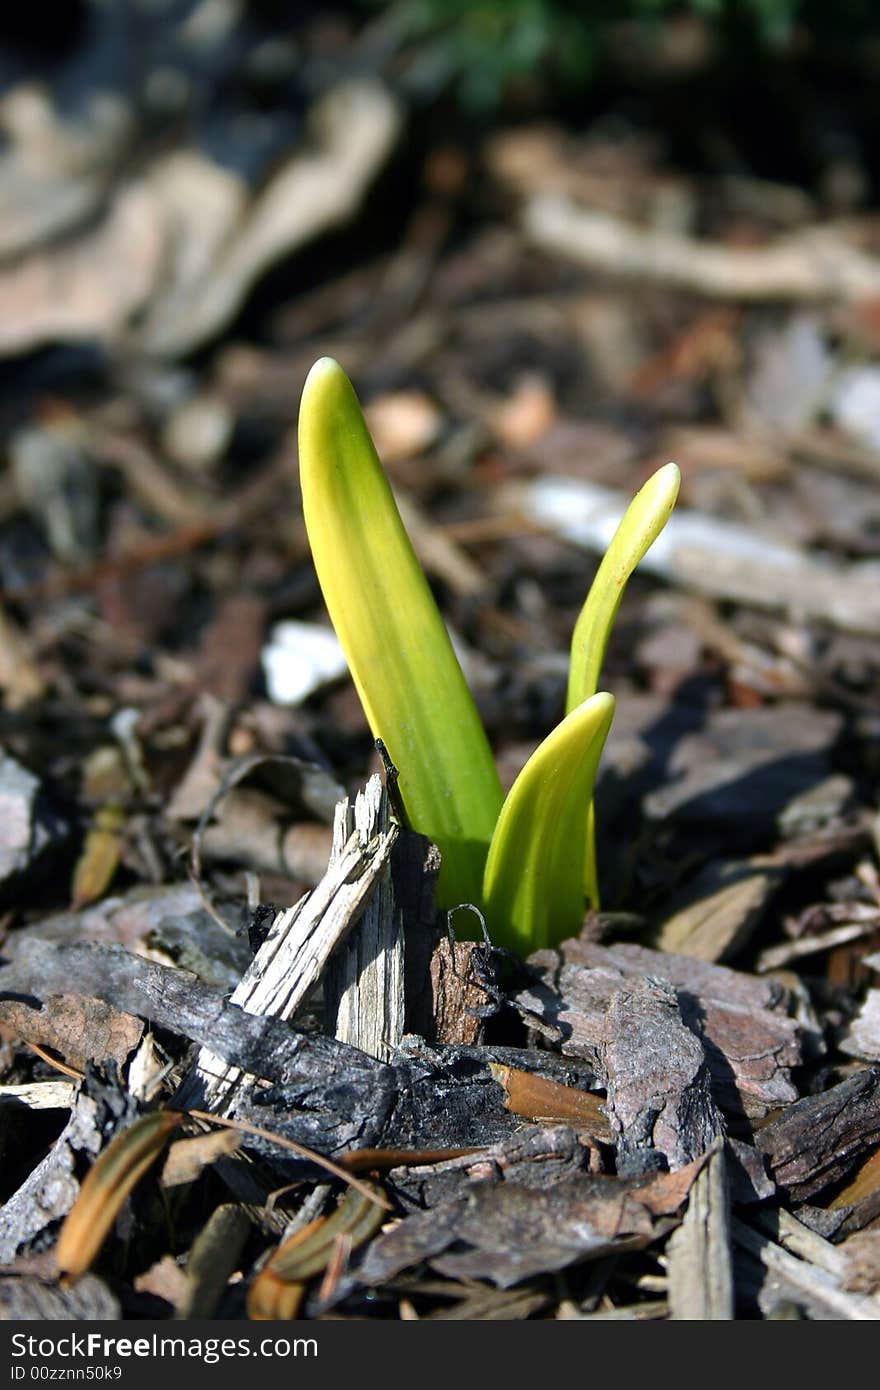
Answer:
298, 357, 678, 953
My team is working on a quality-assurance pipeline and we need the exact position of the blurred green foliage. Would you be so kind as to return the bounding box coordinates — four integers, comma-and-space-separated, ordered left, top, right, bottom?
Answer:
364, 0, 877, 112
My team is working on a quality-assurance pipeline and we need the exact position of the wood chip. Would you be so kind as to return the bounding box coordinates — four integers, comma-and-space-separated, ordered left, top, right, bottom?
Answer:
182, 775, 397, 1112
839, 990, 880, 1062
356, 1170, 687, 1291
754, 1067, 880, 1201
656, 857, 784, 961
732, 1218, 880, 1320
325, 779, 405, 1061
516, 939, 804, 1115
758, 922, 875, 972
667, 1142, 734, 1319
598, 975, 725, 1175
0, 1081, 76, 1110
488, 1063, 612, 1141
428, 936, 494, 1045
160, 1129, 242, 1188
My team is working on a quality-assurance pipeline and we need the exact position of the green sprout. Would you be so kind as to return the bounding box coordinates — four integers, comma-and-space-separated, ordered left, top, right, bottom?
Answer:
298, 358, 679, 953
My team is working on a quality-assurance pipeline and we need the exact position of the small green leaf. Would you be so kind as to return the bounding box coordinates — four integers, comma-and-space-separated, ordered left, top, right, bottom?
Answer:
566, 462, 680, 904
298, 358, 504, 909
483, 691, 615, 954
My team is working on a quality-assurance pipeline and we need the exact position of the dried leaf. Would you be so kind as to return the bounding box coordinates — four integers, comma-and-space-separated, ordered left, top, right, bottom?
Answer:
71, 804, 126, 908
0, 992, 143, 1073
55, 1110, 185, 1282
0, 184, 163, 356
160, 1129, 241, 1188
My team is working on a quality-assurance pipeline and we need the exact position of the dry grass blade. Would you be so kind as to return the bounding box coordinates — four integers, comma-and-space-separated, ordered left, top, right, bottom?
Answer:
55, 1110, 186, 1282
246, 1269, 309, 1321
247, 1182, 386, 1320
338, 1145, 482, 1172
184, 1109, 392, 1210
270, 1184, 386, 1282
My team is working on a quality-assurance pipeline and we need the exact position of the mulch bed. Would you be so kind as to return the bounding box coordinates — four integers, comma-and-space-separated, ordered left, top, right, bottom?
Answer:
2, 2, 880, 1322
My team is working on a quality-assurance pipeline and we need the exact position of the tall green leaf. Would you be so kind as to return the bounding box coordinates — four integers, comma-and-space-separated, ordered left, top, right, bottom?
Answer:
298, 358, 504, 908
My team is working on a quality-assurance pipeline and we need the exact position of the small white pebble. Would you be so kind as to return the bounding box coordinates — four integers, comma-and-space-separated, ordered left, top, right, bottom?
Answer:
262, 621, 348, 705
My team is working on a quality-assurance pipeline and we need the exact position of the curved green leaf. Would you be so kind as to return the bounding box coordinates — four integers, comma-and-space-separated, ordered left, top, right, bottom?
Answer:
483, 691, 615, 954
298, 358, 504, 908
566, 462, 681, 713
566, 462, 680, 904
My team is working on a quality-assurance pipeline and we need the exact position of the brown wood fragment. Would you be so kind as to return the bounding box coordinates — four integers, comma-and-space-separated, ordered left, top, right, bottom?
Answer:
629, 1151, 713, 1214
429, 936, 493, 1045
666, 1142, 734, 1320
754, 1067, 880, 1202
488, 1063, 612, 1141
